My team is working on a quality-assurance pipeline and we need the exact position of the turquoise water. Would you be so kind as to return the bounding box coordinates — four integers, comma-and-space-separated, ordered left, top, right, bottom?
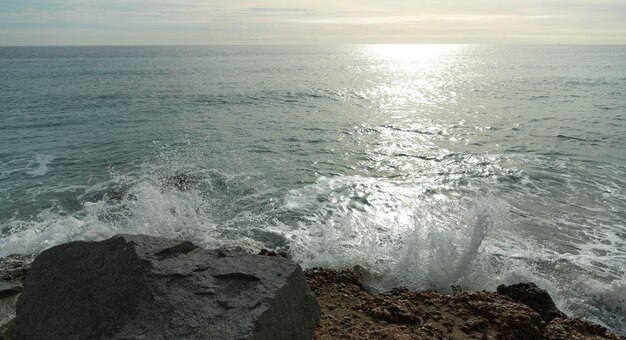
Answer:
1, 45, 625, 333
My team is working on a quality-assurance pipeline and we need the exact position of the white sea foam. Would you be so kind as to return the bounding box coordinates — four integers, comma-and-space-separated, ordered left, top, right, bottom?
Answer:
26, 154, 55, 176
280, 175, 626, 334
0, 179, 219, 257
0, 173, 624, 334
282, 175, 509, 290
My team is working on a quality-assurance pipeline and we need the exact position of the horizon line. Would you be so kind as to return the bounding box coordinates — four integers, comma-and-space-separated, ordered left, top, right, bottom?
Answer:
1, 43, 626, 48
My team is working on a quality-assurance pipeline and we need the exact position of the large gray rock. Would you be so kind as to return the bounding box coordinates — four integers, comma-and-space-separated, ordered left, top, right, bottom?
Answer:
16, 234, 320, 340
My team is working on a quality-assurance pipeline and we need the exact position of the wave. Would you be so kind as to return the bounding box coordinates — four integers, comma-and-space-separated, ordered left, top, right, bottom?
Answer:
556, 134, 596, 143
281, 176, 502, 289
0, 171, 624, 334
192, 88, 369, 108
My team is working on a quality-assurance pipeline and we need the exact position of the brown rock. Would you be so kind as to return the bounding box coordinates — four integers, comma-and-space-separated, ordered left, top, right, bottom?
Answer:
306, 268, 623, 340
546, 318, 625, 340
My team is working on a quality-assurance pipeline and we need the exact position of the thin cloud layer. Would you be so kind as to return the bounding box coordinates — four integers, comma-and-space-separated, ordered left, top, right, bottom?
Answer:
292, 15, 565, 25
0, 0, 625, 45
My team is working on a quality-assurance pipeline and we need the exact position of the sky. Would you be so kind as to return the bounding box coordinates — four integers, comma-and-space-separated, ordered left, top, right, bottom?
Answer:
1, 0, 625, 46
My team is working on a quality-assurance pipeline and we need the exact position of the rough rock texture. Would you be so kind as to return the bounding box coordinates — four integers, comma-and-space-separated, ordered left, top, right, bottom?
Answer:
0, 295, 18, 337
0, 283, 19, 300
0, 255, 31, 340
16, 234, 320, 340
0, 255, 34, 285
546, 318, 624, 340
0, 285, 19, 317
1, 318, 15, 340
497, 282, 566, 322
305, 268, 624, 340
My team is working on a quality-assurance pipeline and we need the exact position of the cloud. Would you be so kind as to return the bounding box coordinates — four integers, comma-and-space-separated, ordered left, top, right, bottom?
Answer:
0, 0, 624, 45
292, 14, 564, 25
244, 7, 311, 14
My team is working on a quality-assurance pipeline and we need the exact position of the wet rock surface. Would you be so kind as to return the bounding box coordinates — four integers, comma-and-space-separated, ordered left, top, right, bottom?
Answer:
0, 282, 19, 335
0, 255, 34, 285
0, 283, 19, 300
0, 254, 33, 340
1, 318, 15, 340
15, 234, 320, 340
0, 295, 18, 339
497, 282, 566, 322
305, 268, 625, 340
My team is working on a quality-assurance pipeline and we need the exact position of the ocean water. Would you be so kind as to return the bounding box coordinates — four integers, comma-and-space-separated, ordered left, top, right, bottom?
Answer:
1, 45, 625, 333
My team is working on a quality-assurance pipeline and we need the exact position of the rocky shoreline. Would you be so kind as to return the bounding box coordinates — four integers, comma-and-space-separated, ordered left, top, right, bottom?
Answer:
305, 267, 624, 340
1, 235, 624, 339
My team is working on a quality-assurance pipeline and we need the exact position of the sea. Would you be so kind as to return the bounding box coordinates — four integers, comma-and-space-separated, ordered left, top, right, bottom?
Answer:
0, 45, 625, 333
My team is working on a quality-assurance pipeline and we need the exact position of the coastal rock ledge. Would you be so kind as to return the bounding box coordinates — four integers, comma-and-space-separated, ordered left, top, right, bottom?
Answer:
14, 234, 321, 340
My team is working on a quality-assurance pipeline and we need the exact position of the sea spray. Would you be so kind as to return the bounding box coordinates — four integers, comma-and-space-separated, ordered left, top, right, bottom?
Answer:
284, 174, 509, 291
387, 198, 507, 291
0, 169, 624, 334
0, 176, 218, 257
559, 274, 626, 333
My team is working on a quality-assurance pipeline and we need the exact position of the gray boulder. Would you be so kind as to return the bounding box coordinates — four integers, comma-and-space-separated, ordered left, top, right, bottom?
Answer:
16, 234, 320, 340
